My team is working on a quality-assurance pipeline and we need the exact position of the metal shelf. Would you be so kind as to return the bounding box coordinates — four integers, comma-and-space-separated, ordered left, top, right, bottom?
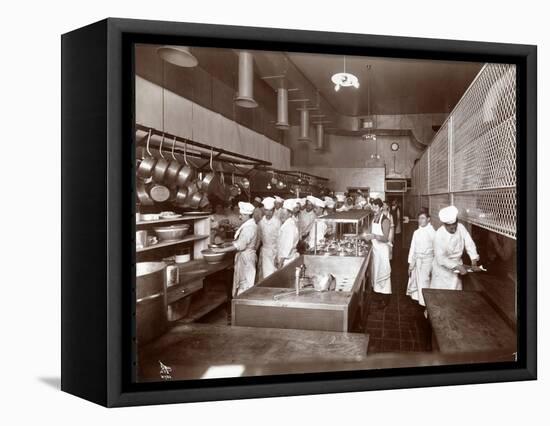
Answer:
136, 234, 209, 253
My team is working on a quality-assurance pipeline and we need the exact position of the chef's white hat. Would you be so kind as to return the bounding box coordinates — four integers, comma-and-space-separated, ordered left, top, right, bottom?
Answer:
274, 196, 284, 203
283, 199, 297, 211
326, 200, 335, 209
262, 197, 275, 210
439, 205, 459, 224
335, 193, 346, 202
238, 201, 255, 215
307, 196, 325, 208
254, 197, 262, 203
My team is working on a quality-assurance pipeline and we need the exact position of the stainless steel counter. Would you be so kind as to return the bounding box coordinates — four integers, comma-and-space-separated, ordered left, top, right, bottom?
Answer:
232, 253, 370, 332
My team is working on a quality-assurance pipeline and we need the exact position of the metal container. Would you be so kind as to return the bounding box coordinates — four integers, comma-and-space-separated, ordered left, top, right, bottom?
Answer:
154, 224, 190, 242
201, 249, 226, 264
136, 262, 168, 345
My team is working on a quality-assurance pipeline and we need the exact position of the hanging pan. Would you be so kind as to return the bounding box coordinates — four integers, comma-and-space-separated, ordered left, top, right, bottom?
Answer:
137, 129, 156, 179
152, 134, 170, 183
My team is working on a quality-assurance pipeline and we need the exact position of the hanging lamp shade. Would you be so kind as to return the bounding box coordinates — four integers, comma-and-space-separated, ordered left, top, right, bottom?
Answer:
156, 46, 198, 67
234, 51, 258, 108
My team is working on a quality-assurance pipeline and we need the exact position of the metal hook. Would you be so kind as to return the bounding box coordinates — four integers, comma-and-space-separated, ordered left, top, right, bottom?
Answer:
171, 136, 177, 160
183, 141, 189, 165
158, 133, 165, 159
145, 129, 152, 157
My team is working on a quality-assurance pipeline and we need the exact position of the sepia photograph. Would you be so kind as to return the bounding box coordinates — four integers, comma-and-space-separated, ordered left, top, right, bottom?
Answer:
132, 43, 518, 382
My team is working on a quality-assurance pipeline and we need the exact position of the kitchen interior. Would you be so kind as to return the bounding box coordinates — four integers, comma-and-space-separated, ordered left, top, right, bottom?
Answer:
134, 43, 518, 382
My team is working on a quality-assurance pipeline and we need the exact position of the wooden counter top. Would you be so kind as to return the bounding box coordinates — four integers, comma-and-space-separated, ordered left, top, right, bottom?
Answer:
424, 289, 516, 354
137, 323, 368, 381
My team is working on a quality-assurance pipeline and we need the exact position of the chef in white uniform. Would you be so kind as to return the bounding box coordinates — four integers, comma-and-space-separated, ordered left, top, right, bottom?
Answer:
406, 209, 436, 306
306, 197, 328, 249
298, 196, 318, 238
362, 198, 392, 304
431, 205, 480, 291
213, 201, 258, 296
276, 199, 300, 268
258, 197, 281, 279
273, 196, 284, 222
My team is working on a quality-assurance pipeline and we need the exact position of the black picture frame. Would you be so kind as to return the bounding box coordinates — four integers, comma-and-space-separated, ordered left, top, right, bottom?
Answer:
61, 18, 537, 407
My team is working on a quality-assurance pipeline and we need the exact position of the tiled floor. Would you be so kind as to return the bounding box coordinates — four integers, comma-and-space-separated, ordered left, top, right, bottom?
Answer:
364, 235, 432, 354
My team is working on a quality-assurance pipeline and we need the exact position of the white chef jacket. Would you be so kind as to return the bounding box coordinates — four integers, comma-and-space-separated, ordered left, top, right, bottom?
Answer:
232, 218, 258, 296
431, 222, 479, 291
406, 223, 436, 306
307, 218, 328, 249
258, 215, 281, 279
298, 209, 317, 238
277, 217, 299, 267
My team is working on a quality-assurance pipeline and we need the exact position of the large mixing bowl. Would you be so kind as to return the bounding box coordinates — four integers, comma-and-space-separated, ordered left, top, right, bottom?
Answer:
201, 249, 226, 264
154, 224, 190, 242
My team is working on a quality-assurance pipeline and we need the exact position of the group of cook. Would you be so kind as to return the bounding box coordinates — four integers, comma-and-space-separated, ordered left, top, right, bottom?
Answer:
211, 195, 341, 297
365, 202, 480, 312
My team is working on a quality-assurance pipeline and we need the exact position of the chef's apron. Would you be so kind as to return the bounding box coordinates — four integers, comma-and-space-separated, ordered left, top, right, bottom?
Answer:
232, 221, 257, 297
259, 246, 277, 279
371, 217, 392, 294
406, 253, 433, 306
431, 227, 471, 291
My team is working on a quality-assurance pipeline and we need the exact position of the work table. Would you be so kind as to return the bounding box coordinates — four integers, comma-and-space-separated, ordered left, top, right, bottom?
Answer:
232, 254, 370, 332
137, 323, 369, 381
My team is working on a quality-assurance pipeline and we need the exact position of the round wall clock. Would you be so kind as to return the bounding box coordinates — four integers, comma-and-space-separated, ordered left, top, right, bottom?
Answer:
391, 142, 400, 152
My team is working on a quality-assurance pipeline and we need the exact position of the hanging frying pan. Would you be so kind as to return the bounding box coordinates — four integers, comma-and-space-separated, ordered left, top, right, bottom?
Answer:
137, 180, 154, 206
152, 134, 170, 183
164, 136, 183, 185
175, 140, 194, 187
137, 129, 157, 179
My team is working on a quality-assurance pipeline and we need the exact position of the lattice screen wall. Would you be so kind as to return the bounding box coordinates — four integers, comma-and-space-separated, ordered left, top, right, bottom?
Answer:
408, 63, 516, 239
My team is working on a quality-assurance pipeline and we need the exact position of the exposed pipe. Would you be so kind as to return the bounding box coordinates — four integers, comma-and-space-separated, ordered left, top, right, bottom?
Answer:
298, 108, 311, 141
276, 88, 289, 129
235, 51, 258, 108
314, 123, 324, 151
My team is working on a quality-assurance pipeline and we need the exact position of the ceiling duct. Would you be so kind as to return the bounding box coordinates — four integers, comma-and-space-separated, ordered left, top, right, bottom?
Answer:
276, 88, 289, 129
156, 46, 198, 67
298, 107, 311, 142
314, 123, 325, 151
234, 51, 258, 108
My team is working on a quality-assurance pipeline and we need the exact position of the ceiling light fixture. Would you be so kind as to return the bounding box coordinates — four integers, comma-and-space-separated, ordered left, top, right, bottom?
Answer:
331, 56, 360, 92
156, 46, 198, 67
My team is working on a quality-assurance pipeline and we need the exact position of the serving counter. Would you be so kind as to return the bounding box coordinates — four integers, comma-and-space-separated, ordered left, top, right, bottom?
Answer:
232, 253, 370, 332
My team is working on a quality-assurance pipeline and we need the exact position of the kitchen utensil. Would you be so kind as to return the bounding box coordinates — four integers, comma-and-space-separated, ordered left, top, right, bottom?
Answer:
137, 180, 154, 206
149, 184, 171, 203
175, 141, 194, 187
200, 148, 221, 195
201, 249, 226, 264
154, 224, 190, 242
229, 173, 241, 197
164, 136, 183, 185
312, 273, 335, 292
140, 213, 160, 221
136, 230, 148, 249
186, 184, 204, 209
174, 185, 189, 206
137, 129, 157, 179
152, 134, 170, 183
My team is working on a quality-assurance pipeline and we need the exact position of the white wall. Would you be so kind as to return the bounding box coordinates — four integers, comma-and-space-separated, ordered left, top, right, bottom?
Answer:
136, 76, 291, 170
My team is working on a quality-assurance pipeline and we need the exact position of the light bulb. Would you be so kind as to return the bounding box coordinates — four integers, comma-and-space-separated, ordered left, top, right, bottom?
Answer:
267, 183, 272, 190
334, 84, 340, 92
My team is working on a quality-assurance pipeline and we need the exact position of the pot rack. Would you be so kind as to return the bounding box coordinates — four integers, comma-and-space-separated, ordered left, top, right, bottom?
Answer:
135, 124, 270, 177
